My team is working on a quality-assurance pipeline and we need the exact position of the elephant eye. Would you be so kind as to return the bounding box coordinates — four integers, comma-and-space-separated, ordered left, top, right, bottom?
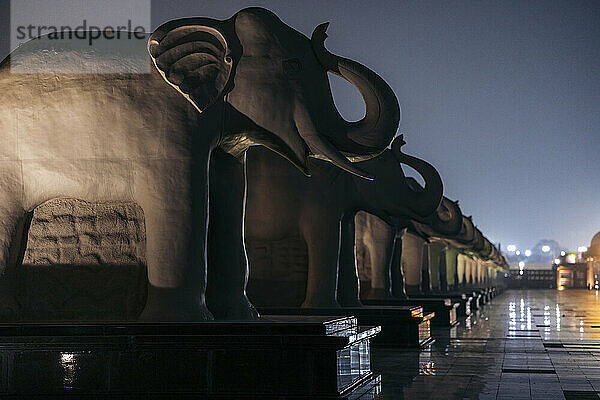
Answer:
282, 58, 303, 79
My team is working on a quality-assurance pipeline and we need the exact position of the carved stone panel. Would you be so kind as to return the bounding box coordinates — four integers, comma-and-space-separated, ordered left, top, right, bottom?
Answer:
19, 198, 147, 320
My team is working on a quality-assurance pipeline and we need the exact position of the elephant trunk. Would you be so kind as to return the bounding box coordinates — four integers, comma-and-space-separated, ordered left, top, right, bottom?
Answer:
294, 101, 374, 180
446, 216, 476, 249
391, 137, 443, 220
311, 23, 400, 158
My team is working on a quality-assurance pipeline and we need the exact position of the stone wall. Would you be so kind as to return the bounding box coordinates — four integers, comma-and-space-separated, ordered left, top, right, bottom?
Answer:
18, 198, 147, 320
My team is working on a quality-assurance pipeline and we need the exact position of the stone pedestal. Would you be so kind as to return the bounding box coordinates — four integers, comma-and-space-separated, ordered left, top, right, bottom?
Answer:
456, 294, 473, 317
0, 317, 380, 398
407, 292, 473, 317
362, 298, 459, 327
469, 292, 482, 310
258, 306, 433, 348
472, 289, 489, 304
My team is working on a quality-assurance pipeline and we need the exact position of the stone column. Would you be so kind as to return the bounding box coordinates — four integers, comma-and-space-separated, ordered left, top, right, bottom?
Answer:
427, 242, 445, 292
401, 231, 426, 296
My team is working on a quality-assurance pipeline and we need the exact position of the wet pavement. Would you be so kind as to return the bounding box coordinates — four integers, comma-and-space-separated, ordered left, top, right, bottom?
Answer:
371, 289, 600, 399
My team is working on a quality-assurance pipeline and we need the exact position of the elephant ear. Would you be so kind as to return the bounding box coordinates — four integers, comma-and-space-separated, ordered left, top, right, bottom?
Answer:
148, 18, 235, 112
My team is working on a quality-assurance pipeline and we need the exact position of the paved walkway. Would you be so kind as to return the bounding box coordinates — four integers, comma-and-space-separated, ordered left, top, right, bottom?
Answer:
372, 289, 600, 399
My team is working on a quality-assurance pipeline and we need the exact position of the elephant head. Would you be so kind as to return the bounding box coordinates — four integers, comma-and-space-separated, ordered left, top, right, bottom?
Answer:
446, 215, 477, 249
149, 7, 400, 179
352, 135, 443, 221
410, 194, 463, 240
479, 238, 494, 260
471, 228, 485, 254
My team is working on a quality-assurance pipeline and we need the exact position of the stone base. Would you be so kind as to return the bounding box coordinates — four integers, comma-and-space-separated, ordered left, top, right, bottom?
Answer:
258, 306, 434, 348
362, 298, 459, 327
479, 288, 492, 303
0, 317, 380, 398
410, 293, 473, 317
474, 288, 495, 304
470, 292, 482, 310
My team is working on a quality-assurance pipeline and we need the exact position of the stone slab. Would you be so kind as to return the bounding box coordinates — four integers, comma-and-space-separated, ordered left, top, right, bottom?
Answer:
0, 317, 381, 398
258, 306, 433, 348
362, 298, 460, 327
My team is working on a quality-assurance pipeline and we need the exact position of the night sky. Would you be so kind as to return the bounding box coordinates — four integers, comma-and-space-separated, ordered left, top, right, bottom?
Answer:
1, 1, 598, 251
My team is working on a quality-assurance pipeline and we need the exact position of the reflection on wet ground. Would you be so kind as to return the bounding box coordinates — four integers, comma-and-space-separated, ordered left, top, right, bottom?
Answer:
372, 289, 600, 399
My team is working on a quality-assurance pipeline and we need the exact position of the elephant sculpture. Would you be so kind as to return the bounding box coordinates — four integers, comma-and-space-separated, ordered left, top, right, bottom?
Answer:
411, 196, 463, 292
245, 135, 443, 308
0, 8, 401, 320
355, 194, 462, 298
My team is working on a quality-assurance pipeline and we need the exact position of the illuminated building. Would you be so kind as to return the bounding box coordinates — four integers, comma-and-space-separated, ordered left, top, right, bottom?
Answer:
555, 251, 588, 290
506, 240, 564, 288
584, 232, 600, 290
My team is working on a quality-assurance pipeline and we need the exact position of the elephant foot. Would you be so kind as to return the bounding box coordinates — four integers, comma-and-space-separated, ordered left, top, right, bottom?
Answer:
0, 279, 20, 321
209, 294, 260, 320
301, 299, 341, 309
337, 297, 363, 308
139, 285, 214, 322
0, 295, 19, 321
365, 288, 396, 301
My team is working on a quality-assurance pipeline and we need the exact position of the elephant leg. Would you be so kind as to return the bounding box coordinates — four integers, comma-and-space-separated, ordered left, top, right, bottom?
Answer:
206, 149, 258, 319
0, 210, 30, 320
390, 235, 407, 299
0, 165, 28, 319
438, 250, 448, 292
135, 157, 213, 321
420, 245, 431, 293
337, 213, 362, 307
301, 216, 341, 308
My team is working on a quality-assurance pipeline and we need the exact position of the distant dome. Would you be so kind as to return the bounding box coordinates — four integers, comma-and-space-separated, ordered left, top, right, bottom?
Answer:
590, 232, 600, 256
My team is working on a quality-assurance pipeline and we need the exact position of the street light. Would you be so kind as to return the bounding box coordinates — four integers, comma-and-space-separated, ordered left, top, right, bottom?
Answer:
525, 250, 531, 257
507, 245, 516, 252
519, 261, 525, 275
542, 245, 550, 252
